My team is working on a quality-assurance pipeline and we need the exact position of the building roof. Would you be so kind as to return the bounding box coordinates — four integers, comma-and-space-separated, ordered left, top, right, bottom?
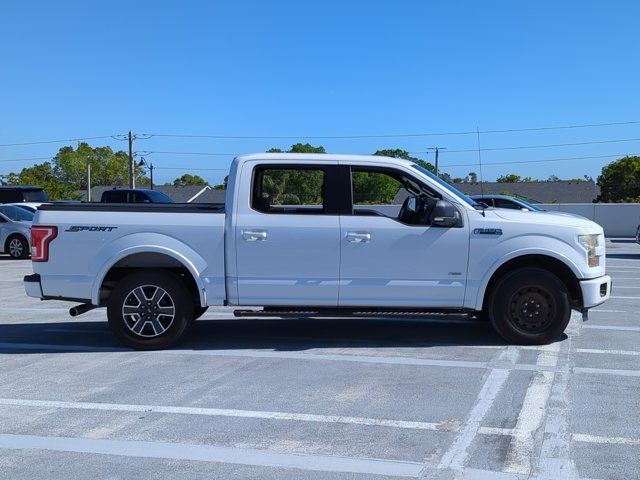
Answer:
90, 185, 223, 203
456, 181, 600, 203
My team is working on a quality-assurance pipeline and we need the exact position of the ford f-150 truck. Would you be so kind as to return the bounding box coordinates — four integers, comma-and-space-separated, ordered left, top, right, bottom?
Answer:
24, 153, 611, 349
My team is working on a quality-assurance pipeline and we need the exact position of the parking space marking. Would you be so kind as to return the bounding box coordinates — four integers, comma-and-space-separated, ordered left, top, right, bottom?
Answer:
503, 341, 559, 476
576, 348, 640, 356
574, 367, 640, 377
582, 325, 640, 332
0, 433, 424, 478
610, 296, 640, 299
437, 346, 518, 470
0, 397, 447, 431
589, 309, 627, 313
572, 434, 640, 446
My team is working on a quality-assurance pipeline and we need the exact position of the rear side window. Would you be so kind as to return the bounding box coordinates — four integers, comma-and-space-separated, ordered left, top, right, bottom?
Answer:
252, 167, 326, 214
0, 190, 21, 203
102, 191, 127, 202
23, 189, 49, 202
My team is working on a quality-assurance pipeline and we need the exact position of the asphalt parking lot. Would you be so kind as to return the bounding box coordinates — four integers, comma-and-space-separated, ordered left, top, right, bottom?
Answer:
0, 239, 638, 480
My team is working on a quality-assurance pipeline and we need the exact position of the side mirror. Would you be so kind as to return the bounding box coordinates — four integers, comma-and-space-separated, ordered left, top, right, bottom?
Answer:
431, 200, 460, 227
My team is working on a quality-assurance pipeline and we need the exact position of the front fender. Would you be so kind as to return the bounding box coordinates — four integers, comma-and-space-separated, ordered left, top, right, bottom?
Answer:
466, 235, 585, 311
90, 232, 208, 305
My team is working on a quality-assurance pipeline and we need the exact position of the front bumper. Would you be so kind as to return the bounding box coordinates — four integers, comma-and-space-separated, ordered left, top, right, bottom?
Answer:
580, 275, 611, 309
24, 273, 43, 299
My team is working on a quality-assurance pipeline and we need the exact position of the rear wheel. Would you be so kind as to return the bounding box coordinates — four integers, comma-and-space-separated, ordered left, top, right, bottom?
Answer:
6, 235, 29, 259
193, 305, 209, 321
489, 267, 571, 345
107, 270, 193, 350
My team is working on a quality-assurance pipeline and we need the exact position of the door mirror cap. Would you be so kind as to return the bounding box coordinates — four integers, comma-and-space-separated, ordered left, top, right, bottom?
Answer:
431, 200, 461, 227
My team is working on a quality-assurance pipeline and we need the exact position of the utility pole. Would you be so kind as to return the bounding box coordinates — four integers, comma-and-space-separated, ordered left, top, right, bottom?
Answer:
427, 147, 447, 175
86, 160, 91, 202
149, 163, 154, 190
128, 130, 135, 189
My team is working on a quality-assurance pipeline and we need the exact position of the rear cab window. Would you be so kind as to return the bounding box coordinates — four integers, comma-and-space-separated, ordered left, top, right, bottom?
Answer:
251, 166, 327, 214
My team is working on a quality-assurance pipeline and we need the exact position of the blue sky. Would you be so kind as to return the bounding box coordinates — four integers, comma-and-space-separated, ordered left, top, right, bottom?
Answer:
1, 0, 639, 185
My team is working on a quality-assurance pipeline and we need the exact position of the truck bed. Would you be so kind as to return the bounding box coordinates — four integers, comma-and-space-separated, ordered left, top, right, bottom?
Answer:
32, 202, 226, 306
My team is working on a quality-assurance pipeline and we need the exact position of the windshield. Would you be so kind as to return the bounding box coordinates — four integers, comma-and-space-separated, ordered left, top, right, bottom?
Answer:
517, 198, 545, 211
410, 164, 480, 208
145, 190, 173, 203
0, 205, 34, 221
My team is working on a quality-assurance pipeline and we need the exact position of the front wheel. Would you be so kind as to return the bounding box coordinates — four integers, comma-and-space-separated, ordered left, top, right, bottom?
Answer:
107, 270, 193, 350
489, 267, 571, 345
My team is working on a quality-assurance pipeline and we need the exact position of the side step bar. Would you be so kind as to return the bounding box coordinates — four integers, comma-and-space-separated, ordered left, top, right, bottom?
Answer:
234, 307, 468, 319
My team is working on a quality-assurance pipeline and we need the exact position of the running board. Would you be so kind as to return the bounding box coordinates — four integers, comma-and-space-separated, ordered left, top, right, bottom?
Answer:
233, 308, 469, 319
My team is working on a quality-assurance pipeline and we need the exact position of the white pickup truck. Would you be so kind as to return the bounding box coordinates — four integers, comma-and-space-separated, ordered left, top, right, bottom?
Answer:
24, 153, 611, 349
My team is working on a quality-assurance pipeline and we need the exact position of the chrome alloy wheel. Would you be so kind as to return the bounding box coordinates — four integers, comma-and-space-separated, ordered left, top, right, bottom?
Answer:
122, 285, 175, 338
9, 238, 24, 258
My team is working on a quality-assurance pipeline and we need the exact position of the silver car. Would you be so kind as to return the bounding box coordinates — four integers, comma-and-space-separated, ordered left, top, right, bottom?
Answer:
0, 205, 33, 259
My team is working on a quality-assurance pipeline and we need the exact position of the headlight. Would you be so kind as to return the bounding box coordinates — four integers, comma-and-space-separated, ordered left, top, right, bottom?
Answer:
578, 234, 600, 267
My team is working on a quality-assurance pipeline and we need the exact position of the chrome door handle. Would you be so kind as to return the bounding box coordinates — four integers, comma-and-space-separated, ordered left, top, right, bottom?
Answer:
242, 230, 268, 241
346, 232, 371, 243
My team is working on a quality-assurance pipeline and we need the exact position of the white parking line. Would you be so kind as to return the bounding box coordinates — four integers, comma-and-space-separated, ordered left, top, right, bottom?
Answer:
0, 433, 423, 478
576, 348, 640, 356
572, 433, 640, 446
0, 397, 446, 432
437, 347, 518, 470
574, 367, 640, 378
503, 341, 559, 476
589, 309, 627, 313
582, 325, 640, 332
610, 296, 640, 299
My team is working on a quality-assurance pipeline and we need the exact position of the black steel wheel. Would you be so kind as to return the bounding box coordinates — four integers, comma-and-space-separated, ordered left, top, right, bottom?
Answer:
489, 267, 571, 345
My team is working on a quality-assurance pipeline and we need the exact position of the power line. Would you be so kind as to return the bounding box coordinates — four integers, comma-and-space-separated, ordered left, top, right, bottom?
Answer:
0, 156, 53, 163
153, 166, 229, 171
142, 150, 238, 156
0, 135, 121, 147
411, 137, 640, 155
139, 120, 640, 140
440, 153, 639, 168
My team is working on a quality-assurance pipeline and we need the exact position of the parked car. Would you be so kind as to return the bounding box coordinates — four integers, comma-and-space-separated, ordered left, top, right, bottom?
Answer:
0, 204, 33, 259
0, 186, 49, 204
471, 194, 545, 211
8, 202, 43, 214
25, 153, 610, 349
101, 188, 173, 204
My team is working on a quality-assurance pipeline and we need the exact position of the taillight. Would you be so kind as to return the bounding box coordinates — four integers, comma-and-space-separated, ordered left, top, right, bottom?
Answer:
31, 226, 57, 262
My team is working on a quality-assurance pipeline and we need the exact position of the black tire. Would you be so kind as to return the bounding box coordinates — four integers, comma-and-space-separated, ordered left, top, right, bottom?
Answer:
488, 267, 571, 345
6, 234, 29, 259
107, 270, 193, 350
192, 305, 209, 321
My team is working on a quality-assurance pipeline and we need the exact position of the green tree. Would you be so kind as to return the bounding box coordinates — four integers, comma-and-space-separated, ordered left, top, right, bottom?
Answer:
597, 156, 640, 202
547, 174, 561, 182
267, 144, 326, 154
172, 173, 208, 187
468, 172, 478, 183
496, 174, 521, 183
6, 162, 81, 200
5, 142, 148, 201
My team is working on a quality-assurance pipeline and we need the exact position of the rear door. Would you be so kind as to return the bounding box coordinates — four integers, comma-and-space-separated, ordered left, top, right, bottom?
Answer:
233, 162, 343, 306
339, 165, 470, 308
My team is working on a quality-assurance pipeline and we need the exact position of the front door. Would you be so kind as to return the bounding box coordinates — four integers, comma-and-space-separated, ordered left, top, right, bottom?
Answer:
234, 163, 342, 306
339, 166, 470, 308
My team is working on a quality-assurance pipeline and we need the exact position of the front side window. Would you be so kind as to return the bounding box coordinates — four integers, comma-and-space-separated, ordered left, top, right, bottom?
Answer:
252, 167, 326, 214
350, 167, 440, 226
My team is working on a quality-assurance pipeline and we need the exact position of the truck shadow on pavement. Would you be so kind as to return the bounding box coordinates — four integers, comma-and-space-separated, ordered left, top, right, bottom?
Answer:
0, 315, 527, 353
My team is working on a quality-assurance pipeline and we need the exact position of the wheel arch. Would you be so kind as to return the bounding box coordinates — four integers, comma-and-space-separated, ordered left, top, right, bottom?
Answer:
479, 253, 583, 312
92, 247, 205, 307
